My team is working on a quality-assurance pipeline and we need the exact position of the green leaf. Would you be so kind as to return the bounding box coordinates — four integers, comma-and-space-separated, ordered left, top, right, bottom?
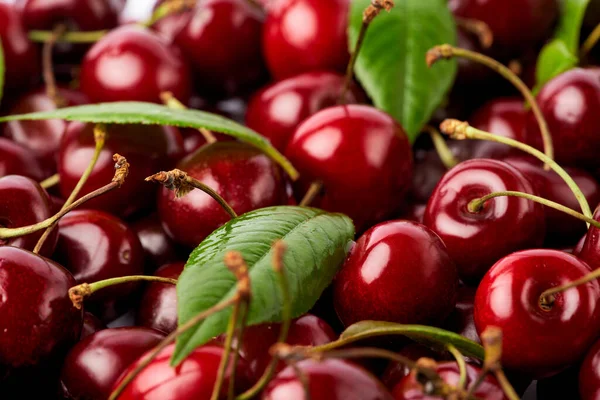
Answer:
173, 206, 355, 365
554, 0, 591, 52
0, 102, 298, 179
349, 0, 457, 141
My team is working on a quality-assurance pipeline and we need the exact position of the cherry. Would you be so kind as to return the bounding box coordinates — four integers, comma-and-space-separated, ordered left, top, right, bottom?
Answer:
524, 68, 600, 169
380, 344, 446, 390
285, 105, 413, 232
263, 358, 393, 400
136, 262, 184, 334
113, 344, 254, 399
454, 27, 494, 87
333, 220, 458, 328
579, 338, 600, 400
131, 214, 181, 273
81, 311, 106, 339
0, 138, 47, 181
79, 25, 191, 104
157, 141, 289, 248
52, 209, 144, 322
60, 327, 164, 400
442, 286, 480, 344
58, 122, 184, 218
262, 0, 350, 80
16, 0, 118, 32
246, 71, 364, 152
423, 159, 545, 283
474, 249, 600, 378
577, 207, 600, 271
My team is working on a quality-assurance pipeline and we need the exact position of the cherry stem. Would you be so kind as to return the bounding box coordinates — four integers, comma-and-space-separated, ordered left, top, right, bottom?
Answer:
0, 154, 129, 240
33, 123, 107, 254
480, 327, 519, 400
446, 344, 467, 391
160, 91, 217, 144
339, 0, 395, 104
455, 17, 494, 48
228, 301, 248, 400
40, 173, 60, 189
440, 119, 592, 224
428, 45, 554, 169
69, 276, 177, 310
108, 250, 251, 400
299, 181, 323, 207
288, 359, 312, 400
146, 169, 237, 218
581, 22, 600, 58
29, 30, 108, 44
424, 125, 458, 169
144, 0, 197, 27
43, 24, 67, 108
539, 266, 600, 311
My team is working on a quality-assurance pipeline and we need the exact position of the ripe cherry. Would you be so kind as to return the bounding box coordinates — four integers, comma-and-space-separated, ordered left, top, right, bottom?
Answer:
474, 249, 600, 378
333, 220, 458, 328
81, 311, 106, 339
17, 0, 118, 32
285, 105, 413, 232
0, 138, 47, 181
262, 0, 350, 80
60, 327, 164, 400
577, 207, 600, 270
131, 214, 181, 273
423, 159, 545, 283
579, 338, 600, 400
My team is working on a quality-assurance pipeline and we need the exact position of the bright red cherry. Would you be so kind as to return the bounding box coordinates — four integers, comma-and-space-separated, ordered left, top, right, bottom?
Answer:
423, 159, 545, 283
52, 210, 144, 322
333, 220, 458, 327
285, 105, 413, 232
79, 25, 191, 104
246, 71, 363, 151
131, 214, 181, 273
580, 338, 600, 400
60, 327, 164, 400
81, 311, 106, 339
0, 138, 47, 181
263, 358, 393, 400
262, 0, 350, 80
474, 249, 600, 378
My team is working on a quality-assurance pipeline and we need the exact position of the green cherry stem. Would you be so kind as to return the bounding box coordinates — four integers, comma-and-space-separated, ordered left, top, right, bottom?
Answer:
446, 344, 467, 391
480, 327, 519, 400
428, 45, 554, 169
424, 125, 458, 169
299, 181, 323, 207
581, 22, 600, 58
29, 29, 108, 43
40, 173, 60, 189
440, 119, 593, 223
42, 24, 67, 107
160, 91, 217, 144
143, 0, 196, 27
539, 267, 600, 310
228, 300, 249, 400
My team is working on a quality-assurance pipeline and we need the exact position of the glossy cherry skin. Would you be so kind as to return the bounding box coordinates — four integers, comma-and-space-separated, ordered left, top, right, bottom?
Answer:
262, 0, 350, 80
423, 159, 545, 283
263, 358, 393, 400
17, 0, 118, 31
392, 361, 507, 400
580, 338, 600, 400
79, 25, 191, 104
131, 214, 181, 273
136, 262, 184, 334
59, 122, 184, 218
577, 207, 600, 271
525, 68, 600, 169
158, 141, 289, 248
285, 105, 413, 232
81, 311, 106, 339
52, 210, 144, 322
60, 327, 164, 400
0, 138, 47, 181
246, 71, 363, 152
0, 246, 82, 377
333, 220, 458, 327
474, 249, 600, 378
113, 344, 254, 399
442, 286, 480, 344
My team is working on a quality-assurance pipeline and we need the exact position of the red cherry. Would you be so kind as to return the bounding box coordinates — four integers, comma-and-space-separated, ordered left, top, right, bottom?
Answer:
474, 249, 600, 378
0, 138, 47, 181
17, 0, 118, 31
246, 71, 363, 152
81, 311, 106, 339
577, 207, 600, 270
423, 159, 545, 283
380, 344, 446, 390
262, 0, 350, 80
333, 220, 458, 328
131, 214, 181, 273
580, 338, 600, 400
52, 210, 144, 322
263, 358, 393, 400
79, 25, 191, 104
285, 105, 413, 232
60, 327, 164, 400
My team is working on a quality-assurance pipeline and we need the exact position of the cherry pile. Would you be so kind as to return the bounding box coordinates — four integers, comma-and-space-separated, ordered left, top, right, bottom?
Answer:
1, 0, 600, 399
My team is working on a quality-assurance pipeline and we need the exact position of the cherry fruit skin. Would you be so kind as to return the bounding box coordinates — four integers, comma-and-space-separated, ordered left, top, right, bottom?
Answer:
263, 359, 393, 400
579, 338, 600, 400
60, 327, 164, 400
0, 138, 47, 181
577, 207, 600, 270
334, 220, 458, 327
131, 214, 181, 273
442, 286, 480, 344
81, 312, 106, 339
423, 159, 545, 283
17, 0, 118, 32
262, 0, 350, 80
285, 105, 413, 232
79, 25, 191, 104
474, 249, 600, 378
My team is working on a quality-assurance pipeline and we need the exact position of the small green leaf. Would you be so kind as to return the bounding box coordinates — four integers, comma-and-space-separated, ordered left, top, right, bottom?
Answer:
349, 0, 457, 141
173, 206, 355, 365
554, 0, 591, 52
0, 102, 298, 179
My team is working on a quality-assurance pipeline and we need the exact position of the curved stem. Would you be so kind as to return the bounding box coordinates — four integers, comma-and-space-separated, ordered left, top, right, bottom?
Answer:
143, 0, 196, 27
455, 17, 493, 48
424, 125, 458, 169
43, 24, 67, 108
540, 267, 600, 309
428, 45, 554, 169
228, 301, 249, 400
495, 369, 520, 400
40, 173, 60, 190
211, 298, 242, 400
582, 22, 600, 58
29, 30, 108, 43
446, 344, 467, 391
440, 119, 592, 223
299, 181, 323, 207
479, 327, 519, 400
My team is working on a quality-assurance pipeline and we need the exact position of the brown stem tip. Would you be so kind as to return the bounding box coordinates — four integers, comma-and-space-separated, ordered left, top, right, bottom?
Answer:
481, 326, 503, 371
439, 119, 470, 139
68, 283, 91, 309
364, 0, 395, 23
224, 251, 251, 301
272, 240, 287, 273
146, 169, 193, 198
456, 18, 494, 48
112, 154, 130, 187
426, 44, 454, 67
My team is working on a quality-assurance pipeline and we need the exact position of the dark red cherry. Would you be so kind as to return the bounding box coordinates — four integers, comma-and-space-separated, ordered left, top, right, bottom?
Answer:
474, 249, 600, 378
580, 338, 600, 400
577, 207, 600, 271
158, 141, 289, 248
246, 71, 364, 151
423, 159, 545, 283
262, 0, 350, 80
454, 27, 494, 87
60, 327, 164, 400
442, 286, 480, 344
58, 122, 184, 218
0, 138, 46, 181
114, 344, 254, 399
525, 68, 600, 169
52, 210, 144, 322
131, 214, 181, 273
334, 220, 458, 327
17, 0, 118, 31
79, 25, 191, 104
285, 105, 413, 232
380, 344, 446, 390
81, 312, 106, 339
136, 262, 184, 334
